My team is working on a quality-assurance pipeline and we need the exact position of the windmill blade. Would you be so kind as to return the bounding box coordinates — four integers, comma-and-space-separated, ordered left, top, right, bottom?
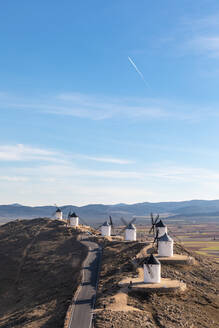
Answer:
149, 225, 154, 235
150, 212, 154, 225
109, 215, 113, 226
153, 230, 159, 245
95, 223, 103, 230
109, 215, 115, 234
128, 217, 136, 225
154, 214, 159, 224
120, 217, 128, 226
68, 210, 71, 218
51, 210, 57, 218
79, 216, 89, 226
119, 226, 127, 234
63, 210, 71, 220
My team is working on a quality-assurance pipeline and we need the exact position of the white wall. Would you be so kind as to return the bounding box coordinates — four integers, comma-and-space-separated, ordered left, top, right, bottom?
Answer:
157, 226, 167, 238
101, 225, 111, 236
56, 211, 62, 220
144, 263, 161, 283
158, 240, 173, 257
70, 216, 79, 227
125, 229, 136, 241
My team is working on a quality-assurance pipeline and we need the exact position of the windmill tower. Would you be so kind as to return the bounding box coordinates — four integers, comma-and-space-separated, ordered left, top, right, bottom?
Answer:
156, 219, 167, 238
101, 221, 111, 236
55, 208, 63, 220
120, 217, 137, 241
69, 212, 79, 227
143, 254, 161, 283
158, 233, 173, 257
125, 223, 136, 241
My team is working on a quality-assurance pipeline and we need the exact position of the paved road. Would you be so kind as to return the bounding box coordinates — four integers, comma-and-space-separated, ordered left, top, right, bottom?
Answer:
69, 239, 101, 328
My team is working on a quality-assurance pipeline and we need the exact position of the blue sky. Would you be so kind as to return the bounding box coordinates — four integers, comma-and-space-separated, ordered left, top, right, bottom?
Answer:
1, 0, 219, 205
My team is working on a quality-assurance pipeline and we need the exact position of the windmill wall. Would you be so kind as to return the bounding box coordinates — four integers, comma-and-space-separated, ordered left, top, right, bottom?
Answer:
56, 212, 62, 220
101, 225, 111, 237
125, 229, 136, 241
70, 217, 79, 227
143, 263, 161, 283
158, 240, 174, 257
157, 226, 167, 238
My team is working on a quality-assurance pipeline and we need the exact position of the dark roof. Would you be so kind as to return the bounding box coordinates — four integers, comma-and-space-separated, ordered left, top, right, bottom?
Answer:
102, 221, 110, 226
126, 223, 136, 230
158, 233, 172, 242
156, 219, 166, 227
144, 254, 160, 265
70, 212, 78, 218
56, 208, 61, 213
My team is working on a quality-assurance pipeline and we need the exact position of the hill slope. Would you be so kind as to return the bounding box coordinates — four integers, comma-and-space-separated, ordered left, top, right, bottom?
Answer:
0, 218, 87, 328
94, 241, 219, 328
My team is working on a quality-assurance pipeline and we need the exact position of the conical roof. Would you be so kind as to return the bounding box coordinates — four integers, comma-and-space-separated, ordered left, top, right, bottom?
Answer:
156, 219, 166, 227
144, 254, 160, 265
70, 212, 78, 218
126, 223, 136, 230
102, 221, 110, 226
56, 208, 61, 213
158, 232, 172, 242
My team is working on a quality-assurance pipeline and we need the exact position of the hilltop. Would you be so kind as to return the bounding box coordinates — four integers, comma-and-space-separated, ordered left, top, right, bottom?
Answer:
1, 199, 219, 225
0, 218, 87, 328
94, 241, 219, 328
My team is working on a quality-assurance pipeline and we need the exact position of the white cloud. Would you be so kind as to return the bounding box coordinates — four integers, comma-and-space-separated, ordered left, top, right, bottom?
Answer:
0, 144, 132, 167
2, 148, 219, 205
1, 162, 219, 205
187, 36, 219, 58
0, 91, 205, 121
0, 144, 58, 162
77, 155, 134, 165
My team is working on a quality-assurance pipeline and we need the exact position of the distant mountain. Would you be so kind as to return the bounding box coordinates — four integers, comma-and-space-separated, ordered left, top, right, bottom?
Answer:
1, 199, 219, 225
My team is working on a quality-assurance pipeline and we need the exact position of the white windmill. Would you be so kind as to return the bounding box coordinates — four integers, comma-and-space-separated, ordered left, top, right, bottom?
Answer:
96, 216, 114, 237
68, 212, 79, 227
143, 254, 161, 284
120, 217, 137, 241
158, 233, 173, 257
55, 208, 63, 220
101, 221, 111, 236
155, 219, 167, 238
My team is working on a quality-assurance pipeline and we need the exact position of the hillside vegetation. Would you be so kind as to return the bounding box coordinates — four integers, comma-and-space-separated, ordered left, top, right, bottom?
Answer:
0, 218, 87, 328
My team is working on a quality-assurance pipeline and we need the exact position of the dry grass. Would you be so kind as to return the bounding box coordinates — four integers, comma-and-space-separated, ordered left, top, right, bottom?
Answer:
94, 240, 219, 328
0, 218, 87, 328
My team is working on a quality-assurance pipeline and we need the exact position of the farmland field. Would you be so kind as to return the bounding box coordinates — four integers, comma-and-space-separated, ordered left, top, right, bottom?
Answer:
133, 221, 219, 262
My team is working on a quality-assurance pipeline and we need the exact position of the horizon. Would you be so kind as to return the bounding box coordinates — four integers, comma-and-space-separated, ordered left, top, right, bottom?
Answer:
1, 198, 219, 208
1, 1, 219, 204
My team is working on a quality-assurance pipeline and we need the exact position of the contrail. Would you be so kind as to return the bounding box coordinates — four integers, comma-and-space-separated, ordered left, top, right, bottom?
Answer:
128, 56, 150, 89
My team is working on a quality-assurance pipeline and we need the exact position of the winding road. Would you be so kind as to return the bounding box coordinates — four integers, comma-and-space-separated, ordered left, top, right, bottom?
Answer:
68, 239, 101, 328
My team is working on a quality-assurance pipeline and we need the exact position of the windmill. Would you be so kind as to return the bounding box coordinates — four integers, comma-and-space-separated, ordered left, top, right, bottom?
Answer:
66, 211, 90, 227
50, 204, 63, 220
67, 211, 78, 226
95, 217, 113, 237
120, 217, 137, 241
149, 213, 159, 236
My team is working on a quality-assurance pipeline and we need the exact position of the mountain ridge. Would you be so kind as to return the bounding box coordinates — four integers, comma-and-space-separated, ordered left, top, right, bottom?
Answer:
1, 199, 219, 224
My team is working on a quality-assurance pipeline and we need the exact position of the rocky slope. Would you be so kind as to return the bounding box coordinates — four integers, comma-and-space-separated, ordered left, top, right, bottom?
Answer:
94, 241, 219, 328
0, 218, 87, 328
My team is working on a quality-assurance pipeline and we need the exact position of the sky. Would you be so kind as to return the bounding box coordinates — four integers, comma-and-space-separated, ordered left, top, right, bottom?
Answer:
1, 0, 219, 206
